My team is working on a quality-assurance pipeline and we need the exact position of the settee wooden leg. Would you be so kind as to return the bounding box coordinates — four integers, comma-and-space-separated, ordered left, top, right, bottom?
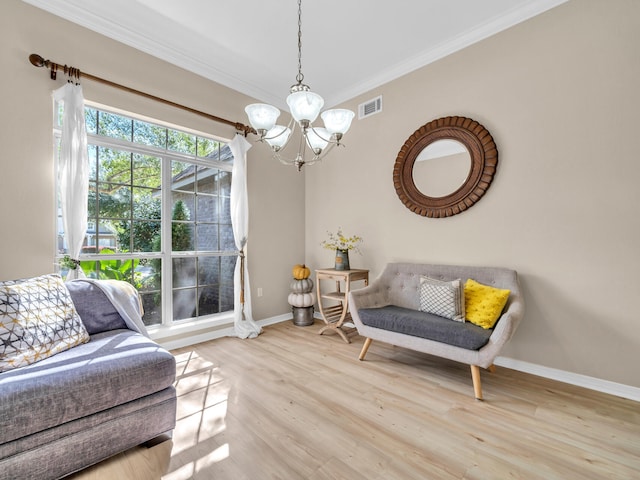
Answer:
470, 365, 483, 400
359, 338, 373, 360
487, 364, 496, 373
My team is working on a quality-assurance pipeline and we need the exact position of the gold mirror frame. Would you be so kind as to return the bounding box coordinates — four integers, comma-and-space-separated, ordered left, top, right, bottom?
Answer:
393, 116, 498, 218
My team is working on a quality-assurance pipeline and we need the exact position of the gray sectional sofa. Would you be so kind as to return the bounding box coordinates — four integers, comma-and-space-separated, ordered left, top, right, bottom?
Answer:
0, 278, 176, 480
350, 263, 524, 400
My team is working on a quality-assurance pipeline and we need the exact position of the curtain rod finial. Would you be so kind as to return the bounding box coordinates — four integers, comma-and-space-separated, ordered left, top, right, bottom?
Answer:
235, 122, 256, 137
29, 54, 46, 68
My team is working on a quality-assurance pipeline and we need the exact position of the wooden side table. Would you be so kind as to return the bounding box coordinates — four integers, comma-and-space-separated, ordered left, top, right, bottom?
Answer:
316, 268, 369, 343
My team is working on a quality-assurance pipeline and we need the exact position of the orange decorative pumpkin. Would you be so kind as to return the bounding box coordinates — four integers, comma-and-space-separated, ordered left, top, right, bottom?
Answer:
292, 264, 311, 280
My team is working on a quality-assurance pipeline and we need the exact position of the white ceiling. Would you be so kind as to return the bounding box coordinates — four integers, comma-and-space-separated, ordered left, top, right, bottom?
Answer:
24, 0, 567, 110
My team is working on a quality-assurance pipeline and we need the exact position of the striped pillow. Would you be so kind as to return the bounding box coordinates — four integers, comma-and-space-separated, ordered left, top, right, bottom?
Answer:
418, 276, 465, 322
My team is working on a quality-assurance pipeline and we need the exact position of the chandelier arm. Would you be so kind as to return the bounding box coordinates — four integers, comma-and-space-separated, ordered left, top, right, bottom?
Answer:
308, 125, 336, 144
302, 141, 338, 168
267, 120, 306, 166
262, 116, 296, 150
274, 151, 294, 166
315, 141, 337, 161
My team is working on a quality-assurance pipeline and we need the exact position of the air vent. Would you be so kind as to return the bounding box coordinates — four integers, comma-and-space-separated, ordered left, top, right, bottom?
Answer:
358, 95, 382, 119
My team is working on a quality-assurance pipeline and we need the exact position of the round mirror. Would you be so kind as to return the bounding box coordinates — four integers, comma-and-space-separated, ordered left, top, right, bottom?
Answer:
393, 116, 498, 218
412, 139, 471, 197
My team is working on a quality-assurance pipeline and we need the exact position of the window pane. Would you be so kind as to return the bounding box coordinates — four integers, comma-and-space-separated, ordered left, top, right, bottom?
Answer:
133, 120, 166, 149
140, 291, 162, 326
96, 220, 118, 251
220, 224, 235, 251
138, 258, 161, 292
220, 282, 235, 312
198, 285, 219, 316
219, 171, 231, 197
168, 129, 195, 155
133, 155, 161, 188
220, 195, 231, 224
103, 257, 136, 282
78, 260, 99, 279
98, 184, 131, 219
172, 161, 195, 192
173, 288, 196, 321
219, 144, 233, 164
88, 181, 98, 221
197, 138, 221, 158
198, 256, 219, 285
172, 222, 194, 251
85, 107, 97, 134
221, 255, 237, 312
196, 224, 218, 251
114, 220, 131, 252
98, 147, 131, 184
173, 257, 196, 288
196, 166, 217, 194
171, 197, 194, 251
88, 145, 98, 180
132, 221, 161, 252
77, 258, 136, 282
132, 189, 161, 220
196, 195, 216, 222
98, 111, 132, 141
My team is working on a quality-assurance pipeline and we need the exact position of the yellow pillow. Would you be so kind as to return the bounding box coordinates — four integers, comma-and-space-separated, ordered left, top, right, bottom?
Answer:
464, 278, 510, 329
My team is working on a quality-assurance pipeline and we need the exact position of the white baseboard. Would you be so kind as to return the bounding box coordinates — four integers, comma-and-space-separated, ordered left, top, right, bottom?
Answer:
157, 313, 291, 351
158, 314, 640, 403
494, 356, 640, 402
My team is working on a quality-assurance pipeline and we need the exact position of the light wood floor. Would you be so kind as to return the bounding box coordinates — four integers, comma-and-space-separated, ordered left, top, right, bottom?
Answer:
69, 319, 640, 480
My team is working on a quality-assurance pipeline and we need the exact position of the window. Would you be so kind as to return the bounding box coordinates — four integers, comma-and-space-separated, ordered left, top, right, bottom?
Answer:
55, 105, 236, 327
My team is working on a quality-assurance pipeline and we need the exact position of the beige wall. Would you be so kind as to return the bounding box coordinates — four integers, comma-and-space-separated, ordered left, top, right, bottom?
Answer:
2, 0, 639, 389
306, 0, 640, 388
0, 0, 304, 320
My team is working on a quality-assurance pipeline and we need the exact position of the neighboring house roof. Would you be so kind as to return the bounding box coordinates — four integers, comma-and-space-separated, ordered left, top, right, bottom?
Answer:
171, 143, 232, 189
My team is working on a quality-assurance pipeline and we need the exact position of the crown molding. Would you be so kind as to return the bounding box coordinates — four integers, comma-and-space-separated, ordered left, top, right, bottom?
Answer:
325, 0, 569, 107
23, 0, 568, 109
22, 0, 282, 106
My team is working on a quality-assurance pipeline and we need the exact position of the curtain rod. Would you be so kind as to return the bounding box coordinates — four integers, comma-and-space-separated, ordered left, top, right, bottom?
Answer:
28, 53, 255, 136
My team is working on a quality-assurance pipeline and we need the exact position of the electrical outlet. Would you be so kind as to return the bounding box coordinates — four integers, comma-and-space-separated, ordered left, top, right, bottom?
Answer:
257, 287, 263, 297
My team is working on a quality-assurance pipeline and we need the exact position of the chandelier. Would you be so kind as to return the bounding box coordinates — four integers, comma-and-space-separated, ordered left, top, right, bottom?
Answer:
244, 0, 355, 171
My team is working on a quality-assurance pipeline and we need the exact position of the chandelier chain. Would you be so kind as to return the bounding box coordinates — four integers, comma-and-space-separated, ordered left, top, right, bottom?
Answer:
296, 0, 304, 84
244, 0, 354, 171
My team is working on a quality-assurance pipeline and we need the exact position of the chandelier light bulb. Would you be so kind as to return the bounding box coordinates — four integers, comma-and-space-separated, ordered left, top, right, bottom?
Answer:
244, 103, 280, 133
321, 109, 355, 135
306, 127, 330, 153
264, 125, 292, 150
286, 90, 324, 123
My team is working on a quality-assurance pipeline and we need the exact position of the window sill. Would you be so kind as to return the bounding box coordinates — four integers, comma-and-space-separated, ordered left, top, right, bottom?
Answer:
148, 313, 234, 342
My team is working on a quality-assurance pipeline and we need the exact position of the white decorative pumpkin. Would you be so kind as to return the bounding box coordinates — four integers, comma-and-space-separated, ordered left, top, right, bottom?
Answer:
287, 291, 315, 308
290, 278, 314, 293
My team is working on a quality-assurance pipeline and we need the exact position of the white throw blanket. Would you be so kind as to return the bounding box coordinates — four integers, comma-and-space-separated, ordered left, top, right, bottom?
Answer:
70, 279, 149, 337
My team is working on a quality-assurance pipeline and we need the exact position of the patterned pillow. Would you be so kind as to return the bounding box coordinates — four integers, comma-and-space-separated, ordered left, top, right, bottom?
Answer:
418, 276, 465, 322
0, 274, 90, 372
464, 278, 511, 329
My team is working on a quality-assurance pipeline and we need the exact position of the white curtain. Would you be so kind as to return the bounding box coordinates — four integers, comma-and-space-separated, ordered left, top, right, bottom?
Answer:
229, 134, 262, 338
53, 83, 89, 280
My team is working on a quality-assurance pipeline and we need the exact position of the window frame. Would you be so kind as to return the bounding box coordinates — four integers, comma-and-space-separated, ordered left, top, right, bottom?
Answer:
54, 101, 238, 335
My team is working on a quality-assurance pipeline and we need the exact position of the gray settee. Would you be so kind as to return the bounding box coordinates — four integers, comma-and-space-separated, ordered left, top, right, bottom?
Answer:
0, 278, 176, 480
349, 263, 524, 400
